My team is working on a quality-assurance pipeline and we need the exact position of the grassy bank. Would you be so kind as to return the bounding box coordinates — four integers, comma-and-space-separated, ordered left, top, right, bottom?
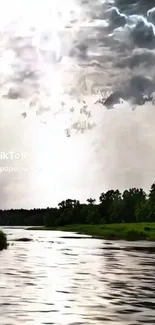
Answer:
0, 230, 7, 250
27, 223, 155, 240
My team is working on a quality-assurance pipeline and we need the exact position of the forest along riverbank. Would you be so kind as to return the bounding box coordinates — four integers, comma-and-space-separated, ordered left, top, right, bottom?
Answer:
28, 223, 155, 241
2, 184, 155, 234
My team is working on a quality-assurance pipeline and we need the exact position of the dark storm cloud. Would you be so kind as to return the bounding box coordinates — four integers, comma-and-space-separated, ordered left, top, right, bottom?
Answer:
115, 49, 155, 69
72, 2, 155, 72
69, 42, 88, 60
130, 19, 155, 48
96, 75, 155, 109
75, 0, 155, 110
148, 7, 155, 24
115, 0, 155, 16
106, 7, 126, 28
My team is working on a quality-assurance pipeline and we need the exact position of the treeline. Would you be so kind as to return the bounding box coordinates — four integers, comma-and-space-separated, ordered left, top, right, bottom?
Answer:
1, 183, 155, 226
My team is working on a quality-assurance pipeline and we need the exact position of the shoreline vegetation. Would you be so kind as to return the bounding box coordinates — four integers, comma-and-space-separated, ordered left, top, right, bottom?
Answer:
1, 182, 155, 241
0, 230, 7, 251
27, 223, 155, 241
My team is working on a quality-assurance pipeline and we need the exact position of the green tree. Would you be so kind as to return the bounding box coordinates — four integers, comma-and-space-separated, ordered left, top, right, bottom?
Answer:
99, 190, 121, 223
122, 188, 146, 223
109, 197, 123, 223
148, 182, 155, 202
135, 200, 151, 222
44, 208, 59, 227
58, 199, 81, 225
145, 182, 155, 222
87, 198, 96, 205
86, 205, 100, 224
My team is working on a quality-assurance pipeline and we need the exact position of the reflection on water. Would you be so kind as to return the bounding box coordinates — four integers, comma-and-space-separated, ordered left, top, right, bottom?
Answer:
0, 229, 155, 325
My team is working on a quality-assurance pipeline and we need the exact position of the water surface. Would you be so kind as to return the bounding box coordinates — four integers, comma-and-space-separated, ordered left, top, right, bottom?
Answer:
1, 228, 155, 325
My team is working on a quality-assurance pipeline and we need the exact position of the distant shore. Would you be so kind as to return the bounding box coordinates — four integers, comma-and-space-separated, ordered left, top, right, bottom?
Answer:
27, 223, 155, 241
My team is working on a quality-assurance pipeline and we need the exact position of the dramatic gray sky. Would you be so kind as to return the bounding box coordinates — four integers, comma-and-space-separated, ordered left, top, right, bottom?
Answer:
1, 0, 155, 208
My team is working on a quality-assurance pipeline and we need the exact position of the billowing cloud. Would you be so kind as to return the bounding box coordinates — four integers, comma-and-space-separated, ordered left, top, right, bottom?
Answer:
1, 0, 155, 208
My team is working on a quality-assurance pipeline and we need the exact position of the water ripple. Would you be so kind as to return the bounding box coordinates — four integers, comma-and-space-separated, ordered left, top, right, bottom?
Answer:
1, 228, 155, 325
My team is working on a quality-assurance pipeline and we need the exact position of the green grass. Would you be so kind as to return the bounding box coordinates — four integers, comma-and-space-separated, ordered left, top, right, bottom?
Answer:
0, 230, 7, 250
27, 223, 155, 241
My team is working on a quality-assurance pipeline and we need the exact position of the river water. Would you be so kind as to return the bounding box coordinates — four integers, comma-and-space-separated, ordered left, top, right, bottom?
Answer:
1, 228, 155, 325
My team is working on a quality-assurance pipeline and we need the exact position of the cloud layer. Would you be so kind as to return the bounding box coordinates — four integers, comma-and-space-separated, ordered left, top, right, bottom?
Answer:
1, 0, 155, 208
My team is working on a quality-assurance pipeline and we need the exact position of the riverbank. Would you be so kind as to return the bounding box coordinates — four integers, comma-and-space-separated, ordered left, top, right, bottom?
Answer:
0, 230, 7, 250
27, 223, 155, 240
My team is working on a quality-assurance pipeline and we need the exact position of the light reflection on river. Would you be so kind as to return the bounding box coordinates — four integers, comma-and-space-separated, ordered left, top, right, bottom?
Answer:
0, 229, 155, 325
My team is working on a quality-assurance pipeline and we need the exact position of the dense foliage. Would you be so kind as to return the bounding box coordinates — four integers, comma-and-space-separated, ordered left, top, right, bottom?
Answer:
0, 230, 7, 250
1, 183, 155, 227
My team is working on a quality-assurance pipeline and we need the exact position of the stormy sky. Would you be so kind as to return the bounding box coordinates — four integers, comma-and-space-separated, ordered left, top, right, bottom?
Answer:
1, 0, 155, 209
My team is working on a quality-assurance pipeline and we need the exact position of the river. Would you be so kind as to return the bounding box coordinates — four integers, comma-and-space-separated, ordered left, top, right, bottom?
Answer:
0, 228, 155, 325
